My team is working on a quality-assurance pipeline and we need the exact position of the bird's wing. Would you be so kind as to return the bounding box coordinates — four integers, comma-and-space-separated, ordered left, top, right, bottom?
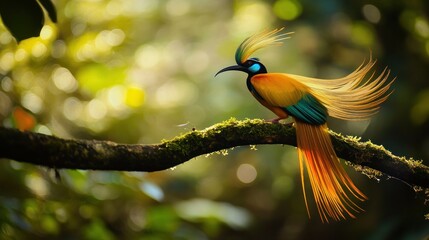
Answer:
250, 73, 327, 124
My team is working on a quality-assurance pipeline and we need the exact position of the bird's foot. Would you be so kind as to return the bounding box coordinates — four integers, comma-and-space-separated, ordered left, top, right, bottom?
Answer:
267, 117, 285, 124
266, 118, 293, 126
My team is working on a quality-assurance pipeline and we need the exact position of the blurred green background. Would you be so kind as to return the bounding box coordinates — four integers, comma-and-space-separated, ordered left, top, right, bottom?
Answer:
1, 0, 429, 239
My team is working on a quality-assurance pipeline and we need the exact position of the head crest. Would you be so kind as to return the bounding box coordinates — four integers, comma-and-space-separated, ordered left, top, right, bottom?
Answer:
235, 28, 293, 64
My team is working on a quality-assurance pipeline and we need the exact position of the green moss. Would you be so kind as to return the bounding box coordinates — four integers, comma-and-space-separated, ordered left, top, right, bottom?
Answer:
333, 130, 426, 168
348, 162, 383, 180
161, 118, 281, 158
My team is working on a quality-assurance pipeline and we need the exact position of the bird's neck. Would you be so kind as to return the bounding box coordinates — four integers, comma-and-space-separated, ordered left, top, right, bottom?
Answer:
246, 75, 264, 101
246, 76, 254, 92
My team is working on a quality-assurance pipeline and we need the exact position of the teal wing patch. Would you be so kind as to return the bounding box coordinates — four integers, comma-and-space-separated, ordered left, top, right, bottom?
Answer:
284, 94, 327, 125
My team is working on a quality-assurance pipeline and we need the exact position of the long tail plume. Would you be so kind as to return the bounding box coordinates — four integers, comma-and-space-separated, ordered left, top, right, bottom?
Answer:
295, 120, 367, 222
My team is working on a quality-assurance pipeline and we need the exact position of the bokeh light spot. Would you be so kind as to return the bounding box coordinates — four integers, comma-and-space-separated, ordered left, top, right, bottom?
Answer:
107, 85, 126, 110
52, 40, 67, 58
0, 31, 12, 45
125, 86, 145, 108
25, 174, 49, 197
31, 42, 48, 58
52, 67, 78, 93
87, 99, 107, 120
22, 92, 43, 113
36, 125, 52, 135
54, 208, 68, 223
93, 29, 125, 52
273, 0, 302, 20
106, 29, 125, 46
0, 52, 15, 72
1, 76, 13, 92
15, 49, 29, 62
135, 45, 161, 69
415, 18, 429, 38
40, 25, 55, 40
71, 22, 87, 37
233, 2, 272, 33
362, 4, 381, 24
63, 97, 83, 121
236, 163, 257, 184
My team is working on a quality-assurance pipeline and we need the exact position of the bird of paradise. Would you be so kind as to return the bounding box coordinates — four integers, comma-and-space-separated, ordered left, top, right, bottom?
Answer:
216, 28, 394, 222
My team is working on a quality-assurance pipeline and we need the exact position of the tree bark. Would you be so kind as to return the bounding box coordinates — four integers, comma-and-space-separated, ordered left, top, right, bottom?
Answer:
0, 118, 428, 188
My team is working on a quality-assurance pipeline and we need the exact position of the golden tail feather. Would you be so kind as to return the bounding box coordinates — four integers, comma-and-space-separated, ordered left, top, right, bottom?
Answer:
295, 120, 367, 222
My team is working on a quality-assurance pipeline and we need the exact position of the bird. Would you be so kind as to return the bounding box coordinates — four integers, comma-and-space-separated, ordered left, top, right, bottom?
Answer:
215, 28, 394, 222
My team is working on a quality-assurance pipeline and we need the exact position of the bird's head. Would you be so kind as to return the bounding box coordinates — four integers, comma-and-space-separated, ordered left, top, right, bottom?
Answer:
215, 28, 292, 78
215, 57, 267, 77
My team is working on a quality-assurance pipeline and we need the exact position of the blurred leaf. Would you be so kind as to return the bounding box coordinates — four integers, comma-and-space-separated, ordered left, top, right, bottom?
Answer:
140, 182, 164, 201
76, 64, 127, 95
146, 206, 179, 233
175, 199, 252, 230
37, 0, 57, 23
125, 86, 145, 108
0, 0, 56, 41
12, 107, 36, 131
84, 219, 115, 240
273, 0, 302, 20
40, 215, 59, 234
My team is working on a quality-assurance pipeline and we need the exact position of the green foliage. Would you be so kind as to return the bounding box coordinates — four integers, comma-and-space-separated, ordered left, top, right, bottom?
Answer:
0, 0, 56, 41
76, 64, 127, 95
84, 219, 115, 240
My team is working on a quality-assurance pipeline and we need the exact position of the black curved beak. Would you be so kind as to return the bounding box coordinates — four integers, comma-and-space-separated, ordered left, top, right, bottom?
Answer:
215, 65, 247, 77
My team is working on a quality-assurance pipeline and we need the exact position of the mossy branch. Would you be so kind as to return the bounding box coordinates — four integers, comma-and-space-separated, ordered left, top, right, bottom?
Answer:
0, 118, 428, 188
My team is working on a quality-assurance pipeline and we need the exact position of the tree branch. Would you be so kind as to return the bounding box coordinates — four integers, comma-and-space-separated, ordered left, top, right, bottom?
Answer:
0, 118, 428, 188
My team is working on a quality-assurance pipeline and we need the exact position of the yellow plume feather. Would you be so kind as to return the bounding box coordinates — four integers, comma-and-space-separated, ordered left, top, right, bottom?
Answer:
235, 28, 293, 64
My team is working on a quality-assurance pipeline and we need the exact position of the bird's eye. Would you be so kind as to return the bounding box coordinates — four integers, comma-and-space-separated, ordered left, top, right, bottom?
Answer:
248, 63, 261, 73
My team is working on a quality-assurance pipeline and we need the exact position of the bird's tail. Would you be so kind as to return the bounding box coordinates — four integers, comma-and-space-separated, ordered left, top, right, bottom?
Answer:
295, 120, 367, 222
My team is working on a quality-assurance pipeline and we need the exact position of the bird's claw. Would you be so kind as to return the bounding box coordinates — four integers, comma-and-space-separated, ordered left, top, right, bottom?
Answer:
266, 117, 293, 126
267, 117, 287, 124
